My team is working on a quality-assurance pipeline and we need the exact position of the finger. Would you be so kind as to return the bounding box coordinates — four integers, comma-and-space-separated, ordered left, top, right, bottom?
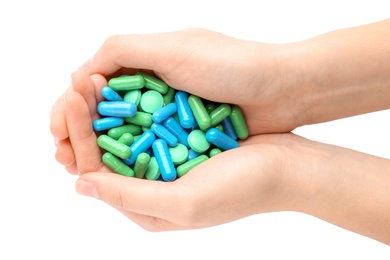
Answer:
71, 71, 106, 122
65, 91, 105, 174
55, 138, 75, 167
76, 172, 186, 222
87, 32, 182, 77
50, 88, 71, 140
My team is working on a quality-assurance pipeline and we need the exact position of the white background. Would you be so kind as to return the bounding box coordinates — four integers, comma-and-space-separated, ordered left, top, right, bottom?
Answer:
1, 0, 389, 259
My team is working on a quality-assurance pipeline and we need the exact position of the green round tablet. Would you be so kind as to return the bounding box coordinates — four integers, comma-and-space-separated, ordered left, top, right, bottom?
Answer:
168, 143, 189, 165
187, 130, 210, 153
124, 90, 142, 106
140, 90, 164, 113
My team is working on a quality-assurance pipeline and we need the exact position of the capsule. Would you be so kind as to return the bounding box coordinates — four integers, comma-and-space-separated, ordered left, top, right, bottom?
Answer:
175, 91, 195, 129
125, 111, 153, 127
97, 101, 137, 118
152, 103, 177, 123
93, 117, 124, 132
102, 152, 134, 177
221, 117, 237, 140
162, 117, 190, 148
150, 123, 178, 147
123, 131, 156, 165
134, 152, 151, 179
117, 132, 134, 146
145, 157, 160, 180
210, 104, 231, 127
136, 72, 169, 94
101, 86, 123, 101
206, 128, 238, 150
163, 87, 175, 105
229, 105, 249, 139
108, 75, 145, 91
177, 155, 209, 177
107, 124, 142, 139
188, 95, 211, 131
152, 139, 176, 182
98, 134, 131, 159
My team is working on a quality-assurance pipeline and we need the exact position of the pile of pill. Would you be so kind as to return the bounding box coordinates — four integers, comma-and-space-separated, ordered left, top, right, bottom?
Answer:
93, 72, 248, 182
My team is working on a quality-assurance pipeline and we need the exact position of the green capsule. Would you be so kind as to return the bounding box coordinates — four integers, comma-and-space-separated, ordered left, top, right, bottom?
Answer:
102, 152, 134, 177
229, 105, 249, 139
210, 104, 231, 127
188, 95, 211, 131
98, 134, 131, 159
108, 75, 145, 91
125, 111, 153, 127
117, 132, 134, 146
163, 87, 175, 105
205, 102, 217, 114
209, 148, 222, 157
134, 153, 151, 179
107, 124, 142, 139
177, 155, 209, 177
136, 72, 168, 94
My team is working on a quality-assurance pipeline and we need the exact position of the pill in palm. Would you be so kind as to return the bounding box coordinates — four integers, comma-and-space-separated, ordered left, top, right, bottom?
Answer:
94, 73, 248, 181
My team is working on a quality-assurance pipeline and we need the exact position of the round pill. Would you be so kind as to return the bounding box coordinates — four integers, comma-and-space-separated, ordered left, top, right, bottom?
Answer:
140, 90, 164, 113
168, 143, 189, 165
187, 130, 210, 153
124, 89, 142, 106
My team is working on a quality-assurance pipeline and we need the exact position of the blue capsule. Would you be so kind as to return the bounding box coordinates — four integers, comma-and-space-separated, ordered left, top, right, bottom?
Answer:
162, 117, 190, 148
123, 131, 156, 165
221, 117, 238, 140
150, 123, 178, 147
206, 128, 238, 150
152, 103, 177, 123
98, 101, 137, 118
93, 117, 124, 131
187, 148, 204, 161
152, 139, 176, 182
175, 91, 195, 129
101, 86, 123, 101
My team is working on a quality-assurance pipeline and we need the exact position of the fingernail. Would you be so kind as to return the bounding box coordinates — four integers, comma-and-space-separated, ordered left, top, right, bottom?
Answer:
75, 179, 100, 199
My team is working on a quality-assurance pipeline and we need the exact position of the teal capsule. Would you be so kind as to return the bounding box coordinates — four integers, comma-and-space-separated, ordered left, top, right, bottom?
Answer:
107, 124, 142, 139
188, 95, 211, 131
134, 153, 151, 179
136, 72, 168, 94
177, 155, 209, 177
125, 111, 153, 127
108, 75, 145, 91
210, 104, 231, 127
102, 152, 134, 177
98, 134, 131, 159
229, 105, 249, 139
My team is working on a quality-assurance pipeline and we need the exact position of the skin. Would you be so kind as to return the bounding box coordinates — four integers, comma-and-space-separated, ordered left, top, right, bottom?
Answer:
50, 19, 390, 244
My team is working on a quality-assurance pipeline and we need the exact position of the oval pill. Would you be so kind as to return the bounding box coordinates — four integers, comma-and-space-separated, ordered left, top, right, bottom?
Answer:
152, 103, 177, 123
175, 91, 195, 129
102, 152, 134, 177
139, 90, 164, 114
93, 117, 124, 132
98, 101, 137, 118
152, 139, 177, 182
134, 152, 151, 179
150, 123, 178, 147
101, 86, 123, 101
187, 129, 210, 153
145, 157, 160, 180
206, 128, 238, 150
98, 134, 131, 159
210, 104, 231, 127
123, 89, 142, 106
188, 95, 211, 131
229, 105, 249, 139
108, 75, 145, 91
177, 154, 209, 177
168, 143, 189, 165
137, 72, 169, 94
